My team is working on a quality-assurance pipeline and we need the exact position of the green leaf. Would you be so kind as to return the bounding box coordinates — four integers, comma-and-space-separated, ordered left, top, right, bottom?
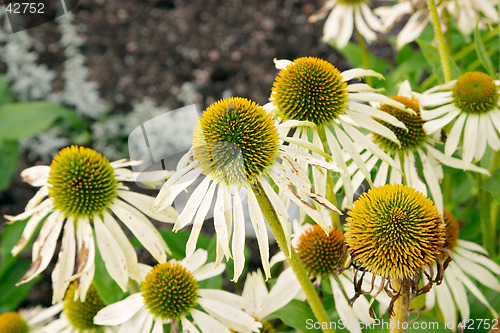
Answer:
0, 75, 14, 106
0, 260, 40, 313
0, 140, 19, 190
416, 39, 461, 82
271, 300, 322, 333
482, 168, 500, 202
475, 24, 496, 77
0, 102, 73, 140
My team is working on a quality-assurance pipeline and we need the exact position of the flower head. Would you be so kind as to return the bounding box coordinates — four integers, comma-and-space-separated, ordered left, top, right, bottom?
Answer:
268, 57, 408, 208
94, 249, 261, 333
345, 184, 445, 281
193, 97, 279, 186
154, 97, 340, 281
421, 72, 500, 163
0, 305, 62, 333
4, 146, 177, 303
63, 282, 105, 330
0, 312, 29, 333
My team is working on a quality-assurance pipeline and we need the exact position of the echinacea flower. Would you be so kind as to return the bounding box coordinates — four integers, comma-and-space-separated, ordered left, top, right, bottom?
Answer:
420, 71, 500, 164
345, 184, 447, 313
94, 249, 261, 333
4, 146, 177, 302
266, 57, 407, 206
309, 0, 383, 48
375, 0, 498, 49
338, 81, 488, 212
39, 282, 116, 333
240, 269, 301, 331
293, 221, 376, 333
153, 97, 340, 281
424, 210, 500, 329
0, 304, 62, 333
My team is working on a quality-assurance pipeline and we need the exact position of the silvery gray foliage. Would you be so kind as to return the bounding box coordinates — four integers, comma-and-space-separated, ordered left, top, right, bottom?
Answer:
0, 9, 55, 101
19, 127, 70, 163
57, 12, 107, 119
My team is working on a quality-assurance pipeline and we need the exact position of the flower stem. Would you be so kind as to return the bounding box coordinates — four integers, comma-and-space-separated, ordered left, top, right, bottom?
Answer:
355, 27, 372, 86
251, 181, 336, 333
390, 279, 410, 333
427, 0, 451, 82
476, 172, 495, 255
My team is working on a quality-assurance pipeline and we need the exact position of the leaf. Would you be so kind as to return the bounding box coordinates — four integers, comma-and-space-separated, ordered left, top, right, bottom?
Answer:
0, 261, 40, 313
0, 75, 14, 106
0, 102, 73, 140
475, 24, 496, 77
482, 168, 500, 202
270, 300, 323, 333
0, 140, 19, 190
416, 39, 461, 82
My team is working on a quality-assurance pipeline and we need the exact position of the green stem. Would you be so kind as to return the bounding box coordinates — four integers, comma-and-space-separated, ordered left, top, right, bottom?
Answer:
489, 151, 500, 255
477, 172, 495, 255
399, 153, 407, 186
251, 182, 335, 333
355, 27, 372, 87
390, 279, 410, 333
427, 0, 451, 82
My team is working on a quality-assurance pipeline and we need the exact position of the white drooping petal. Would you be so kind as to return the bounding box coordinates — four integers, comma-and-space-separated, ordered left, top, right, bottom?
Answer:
94, 215, 129, 291
191, 308, 232, 333
25, 185, 49, 211
258, 268, 301, 319
186, 181, 218, 257
182, 248, 208, 273
174, 177, 212, 231
273, 58, 293, 70
118, 190, 177, 223
246, 185, 271, 279
214, 185, 231, 260
231, 191, 245, 282
455, 247, 500, 274
435, 279, 456, 329
110, 199, 168, 263
198, 298, 261, 333
18, 210, 64, 285
418, 149, 443, 213
51, 216, 76, 303
20, 165, 50, 187
102, 210, 141, 281
453, 254, 500, 291
444, 266, 469, 322
462, 114, 478, 163
330, 276, 362, 333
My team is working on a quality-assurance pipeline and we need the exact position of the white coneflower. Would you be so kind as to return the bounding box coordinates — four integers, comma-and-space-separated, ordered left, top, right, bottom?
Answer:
94, 249, 261, 333
375, 0, 498, 49
424, 210, 500, 329
309, 0, 383, 48
0, 304, 62, 333
421, 71, 500, 164
266, 57, 408, 207
337, 81, 488, 212
5, 146, 177, 303
153, 97, 341, 282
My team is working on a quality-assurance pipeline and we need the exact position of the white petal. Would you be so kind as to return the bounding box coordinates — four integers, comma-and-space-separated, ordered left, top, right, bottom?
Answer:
426, 144, 489, 175
330, 276, 362, 333
373, 160, 389, 187
389, 152, 402, 184
20, 165, 50, 187
405, 151, 427, 196
174, 177, 211, 231
347, 110, 400, 144
462, 114, 479, 163
342, 68, 384, 81
424, 109, 462, 135
444, 113, 467, 155
274, 58, 292, 70
186, 181, 217, 257
110, 158, 143, 168
94, 293, 145, 326
323, 5, 344, 43
338, 274, 373, 324
396, 10, 428, 48
102, 210, 141, 281
181, 317, 200, 333
420, 102, 457, 120
78, 261, 94, 302
25, 185, 49, 211
73, 217, 95, 279
484, 117, 500, 151
474, 115, 488, 160
418, 149, 443, 212
457, 239, 490, 255
349, 101, 406, 128
360, 3, 381, 31
118, 190, 177, 223
110, 199, 168, 263
258, 268, 301, 319
336, 5, 354, 48
214, 185, 231, 259
182, 248, 208, 273
51, 217, 76, 303
444, 266, 469, 322
246, 186, 271, 279
231, 191, 245, 282
455, 247, 500, 274
354, 6, 376, 43
258, 179, 292, 256
199, 289, 248, 309
10, 200, 53, 255
191, 262, 225, 282
435, 279, 456, 328
198, 298, 260, 332
17, 211, 64, 285
191, 309, 231, 333
94, 215, 129, 291
153, 164, 202, 212
453, 254, 500, 291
